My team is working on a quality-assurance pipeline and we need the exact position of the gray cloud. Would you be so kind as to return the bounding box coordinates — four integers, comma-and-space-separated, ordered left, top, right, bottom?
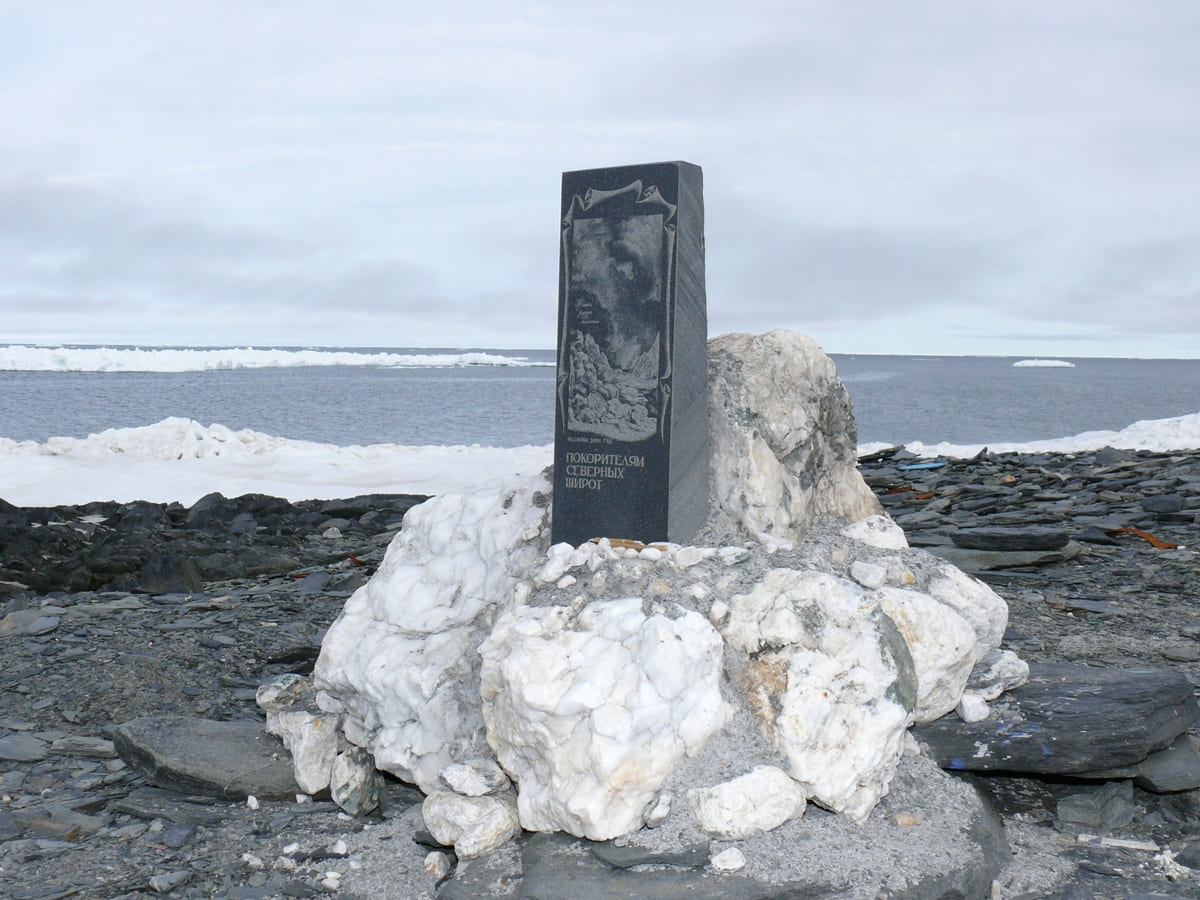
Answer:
2, 2, 1199, 354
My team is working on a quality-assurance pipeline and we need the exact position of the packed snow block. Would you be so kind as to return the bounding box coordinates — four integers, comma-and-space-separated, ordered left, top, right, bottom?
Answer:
551, 161, 708, 546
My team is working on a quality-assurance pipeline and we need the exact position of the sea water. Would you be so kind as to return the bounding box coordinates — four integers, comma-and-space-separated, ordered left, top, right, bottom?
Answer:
2, 346, 1199, 449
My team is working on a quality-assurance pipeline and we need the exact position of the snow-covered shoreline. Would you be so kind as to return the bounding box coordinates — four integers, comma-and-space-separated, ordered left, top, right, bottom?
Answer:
1, 412, 1198, 507
0, 345, 549, 372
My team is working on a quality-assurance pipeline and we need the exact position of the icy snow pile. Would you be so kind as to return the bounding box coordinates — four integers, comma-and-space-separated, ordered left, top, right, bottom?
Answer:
0, 344, 542, 372
304, 329, 1022, 859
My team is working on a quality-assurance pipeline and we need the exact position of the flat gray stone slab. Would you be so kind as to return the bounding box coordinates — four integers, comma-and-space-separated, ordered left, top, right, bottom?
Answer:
113, 716, 299, 800
1077, 734, 1200, 792
923, 545, 1070, 571
0, 733, 48, 761
914, 663, 1200, 775
951, 526, 1070, 551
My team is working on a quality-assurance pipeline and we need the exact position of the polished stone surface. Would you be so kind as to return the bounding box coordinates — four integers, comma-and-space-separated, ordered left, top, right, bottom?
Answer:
551, 161, 708, 546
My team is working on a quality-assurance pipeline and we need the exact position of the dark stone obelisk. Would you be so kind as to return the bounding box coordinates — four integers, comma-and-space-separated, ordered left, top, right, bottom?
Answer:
550, 161, 708, 546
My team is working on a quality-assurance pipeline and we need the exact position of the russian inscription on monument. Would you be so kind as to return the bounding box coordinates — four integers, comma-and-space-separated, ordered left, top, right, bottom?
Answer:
551, 161, 709, 546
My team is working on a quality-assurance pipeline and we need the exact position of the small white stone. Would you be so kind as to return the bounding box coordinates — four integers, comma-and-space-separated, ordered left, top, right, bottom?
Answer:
690, 583, 710, 600
241, 852, 264, 868
850, 560, 887, 589
536, 552, 571, 584
322, 526, 343, 539
295, 793, 312, 805
643, 792, 672, 828
708, 600, 730, 627
282, 842, 301, 855
274, 856, 297, 872
842, 515, 909, 550
956, 691, 991, 723
320, 873, 341, 890
689, 766, 808, 839
245, 795, 259, 811
885, 559, 917, 585
424, 850, 452, 878
875, 586, 977, 722
330, 839, 348, 856
758, 534, 793, 553
439, 758, 512, 797
289, 714, 340, 795
639, 546, 663, 561
711, 847, 746, 872
967, 648, 1030, 701
422, 790, 520, 859
331, 747, 382, 815
556, 575, 577, 589
718, 546, 751, 566
256, 673, 313, 712
673, 546, 707, 569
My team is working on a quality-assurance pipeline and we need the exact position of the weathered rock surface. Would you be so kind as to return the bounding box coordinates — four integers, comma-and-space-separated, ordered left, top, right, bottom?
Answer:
114, 716, 300, 800
480, 593, 730, 840
914, 663, 1200, 775
0, 491, 423, 598
707, 330, 881, 542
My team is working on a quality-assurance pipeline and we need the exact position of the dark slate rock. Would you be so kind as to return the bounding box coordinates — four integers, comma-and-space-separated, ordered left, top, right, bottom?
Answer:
239, 548, 302, 578
297, 571, 332, 595
113, 716, 300, 800
1143, 494, 1185, 514
1175, 841, 1200, 870
587, 838, 709, 869
0, 609, 61, 636
136, 554, 204, 594
0, 809, 20, 841
950, 526, 1070, 551
160, 822, 199, 848
11, 803, 106, 839
922, 545, 1073, 571
229, 513, 258, 535
436, 844, 522, 900
0, 733, 49, 762
914, 663, 1200, 775
196, 552, 246, 581
184, 492, 240, 530
1076, 734, 1200, 793
1054, 780, 1137, 835
1075, 526, 1121, 546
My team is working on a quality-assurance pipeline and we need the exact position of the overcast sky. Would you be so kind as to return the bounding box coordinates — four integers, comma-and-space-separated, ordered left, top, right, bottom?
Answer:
2, 1, 1198, 357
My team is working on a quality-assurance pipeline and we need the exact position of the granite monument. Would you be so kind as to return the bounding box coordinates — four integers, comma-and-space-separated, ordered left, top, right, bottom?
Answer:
550, 161, 708, 546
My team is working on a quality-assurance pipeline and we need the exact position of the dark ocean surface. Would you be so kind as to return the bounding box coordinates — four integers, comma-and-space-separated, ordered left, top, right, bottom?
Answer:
2, 348, 1198, 449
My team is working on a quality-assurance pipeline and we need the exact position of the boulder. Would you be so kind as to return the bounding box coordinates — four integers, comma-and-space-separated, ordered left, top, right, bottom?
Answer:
479, 595, 729, 839
913, 663, 1200, 775
707, 330, 881, 542
114, 716, 299, 800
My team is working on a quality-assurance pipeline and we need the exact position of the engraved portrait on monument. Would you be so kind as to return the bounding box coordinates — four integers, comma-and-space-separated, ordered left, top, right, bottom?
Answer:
559, 181, 673, 443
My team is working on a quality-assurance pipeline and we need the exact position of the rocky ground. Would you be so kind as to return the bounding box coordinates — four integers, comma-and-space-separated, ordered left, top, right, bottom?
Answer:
1, 446, 1199, 899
